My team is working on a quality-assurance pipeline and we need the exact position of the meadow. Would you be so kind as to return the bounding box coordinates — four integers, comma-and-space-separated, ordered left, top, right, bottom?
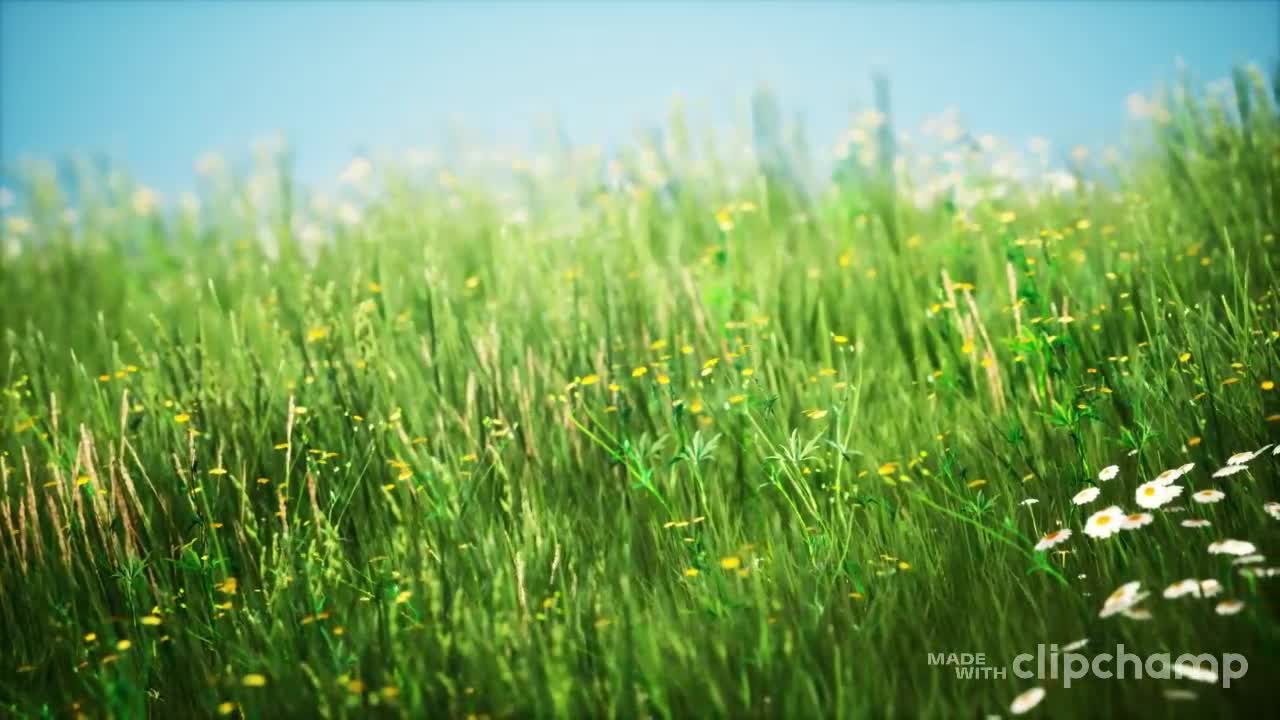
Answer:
2, 67, 1279, 718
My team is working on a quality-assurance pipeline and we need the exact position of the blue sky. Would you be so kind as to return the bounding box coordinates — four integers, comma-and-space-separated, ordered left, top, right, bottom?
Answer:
2, 1, 1277, 191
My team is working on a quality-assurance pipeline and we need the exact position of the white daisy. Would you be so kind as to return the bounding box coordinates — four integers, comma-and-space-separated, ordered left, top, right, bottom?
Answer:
1034, 528, 1072, 551
1208, 539, 1257, 556
1084, 506, 1126, 539
1192, 489, 1225, 504
1264, 501, 1280, 520
1152, 468, 1183, 486
1099, 581, 1147, 618
1161, 505, 1187, 513
1239, 566, 1280, 578
1212, 464, 1249, 478
1009, 687, 1046, 715
1072, 486, 1101, 505
1228, 444, 1273, 465
1121, 606, 1152, 620
1098, 465, 1120, 482
1181, 518, 1212, 528
1177, 462, 1196, 475
1199, 579, 1223, 597
1162, 579, 1200, 599
1215, 599, 1245, 615
1232, 554, 1265, 565
1122, 512, 1153, 530
1274, 444, 1280, 456
1173, 661, 1219, 684
1019, 498, 1040, 507
1136, 481, 1182, 509
1226, 450, 1256, 465
1061, 638, 1088, 652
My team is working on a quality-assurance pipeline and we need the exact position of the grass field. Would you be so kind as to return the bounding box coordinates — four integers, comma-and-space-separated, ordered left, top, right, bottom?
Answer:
2, 67, 1280, 719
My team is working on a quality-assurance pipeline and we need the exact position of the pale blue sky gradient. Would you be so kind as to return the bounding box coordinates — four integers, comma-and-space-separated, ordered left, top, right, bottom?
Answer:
2, 1, 1277, 190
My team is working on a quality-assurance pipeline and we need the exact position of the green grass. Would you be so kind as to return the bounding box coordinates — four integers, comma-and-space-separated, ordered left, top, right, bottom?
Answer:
2, 67, 1280, 718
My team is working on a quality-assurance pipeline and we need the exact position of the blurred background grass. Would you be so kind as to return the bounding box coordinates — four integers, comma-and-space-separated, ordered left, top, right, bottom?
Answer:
2, 1, 1277, 190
